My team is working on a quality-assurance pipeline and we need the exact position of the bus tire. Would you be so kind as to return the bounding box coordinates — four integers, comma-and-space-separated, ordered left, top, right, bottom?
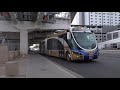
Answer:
66, 53, 71, 61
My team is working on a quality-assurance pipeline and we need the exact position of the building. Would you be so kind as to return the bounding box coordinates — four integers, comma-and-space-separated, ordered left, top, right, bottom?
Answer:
83, 12, 120, 26
93, 26, 119, 43
72, 12, 120, 26
98, 30, 120, 49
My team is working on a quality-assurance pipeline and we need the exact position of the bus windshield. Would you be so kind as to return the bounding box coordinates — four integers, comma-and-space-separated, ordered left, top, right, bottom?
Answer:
73, 32, 97, 50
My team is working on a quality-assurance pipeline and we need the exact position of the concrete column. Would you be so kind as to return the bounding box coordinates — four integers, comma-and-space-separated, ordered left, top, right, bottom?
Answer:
20, 30, 28, 55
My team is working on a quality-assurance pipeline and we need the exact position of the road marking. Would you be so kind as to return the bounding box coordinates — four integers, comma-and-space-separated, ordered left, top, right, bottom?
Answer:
43, 57, 85, 78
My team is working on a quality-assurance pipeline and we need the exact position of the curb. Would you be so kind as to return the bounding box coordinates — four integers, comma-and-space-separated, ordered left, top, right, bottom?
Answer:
43, 56, 84, 78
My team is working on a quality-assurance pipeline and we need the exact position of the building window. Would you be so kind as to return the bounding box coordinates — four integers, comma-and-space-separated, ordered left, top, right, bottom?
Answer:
107, 34, 112, 40
113, 32, 118, 39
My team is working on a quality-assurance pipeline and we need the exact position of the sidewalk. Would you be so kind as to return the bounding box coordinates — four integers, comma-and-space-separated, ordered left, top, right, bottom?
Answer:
0, 54, 83, 78
26, 54, 80, 78
99, 50, 120, 54
0, 57, 27, 78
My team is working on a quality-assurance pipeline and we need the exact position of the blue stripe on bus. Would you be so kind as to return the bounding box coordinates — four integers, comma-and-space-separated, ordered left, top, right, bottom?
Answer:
71, 49, 99, 60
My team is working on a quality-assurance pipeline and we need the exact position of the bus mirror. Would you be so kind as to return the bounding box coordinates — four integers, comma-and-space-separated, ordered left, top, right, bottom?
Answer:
67, 32, 71, 39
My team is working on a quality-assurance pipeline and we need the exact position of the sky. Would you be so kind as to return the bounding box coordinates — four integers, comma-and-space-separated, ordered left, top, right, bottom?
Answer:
71, 12, 79, 25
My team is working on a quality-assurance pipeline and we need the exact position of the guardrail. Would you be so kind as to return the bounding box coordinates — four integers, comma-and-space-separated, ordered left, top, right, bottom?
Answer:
99, 50, 120, 54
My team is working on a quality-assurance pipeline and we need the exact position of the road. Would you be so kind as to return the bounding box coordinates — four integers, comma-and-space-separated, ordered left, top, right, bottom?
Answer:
42, 52, 120, 78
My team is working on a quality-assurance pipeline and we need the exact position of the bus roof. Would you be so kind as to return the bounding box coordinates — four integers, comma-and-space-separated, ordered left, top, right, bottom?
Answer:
46, 30, 67, 38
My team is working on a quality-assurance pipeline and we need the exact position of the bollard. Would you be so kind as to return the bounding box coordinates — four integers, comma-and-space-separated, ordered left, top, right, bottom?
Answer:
5, 61, 19, 76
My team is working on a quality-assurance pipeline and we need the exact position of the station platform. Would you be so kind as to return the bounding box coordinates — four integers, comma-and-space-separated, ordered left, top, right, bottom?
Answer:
26, 54, 79, 78
0, 54, 83, 78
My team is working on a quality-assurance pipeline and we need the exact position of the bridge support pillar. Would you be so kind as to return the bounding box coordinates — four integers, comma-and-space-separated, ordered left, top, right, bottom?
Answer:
20, 30, 28, 56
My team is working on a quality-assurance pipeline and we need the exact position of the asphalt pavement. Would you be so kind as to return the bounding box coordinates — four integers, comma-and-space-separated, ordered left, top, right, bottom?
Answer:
43, 52, 120, 78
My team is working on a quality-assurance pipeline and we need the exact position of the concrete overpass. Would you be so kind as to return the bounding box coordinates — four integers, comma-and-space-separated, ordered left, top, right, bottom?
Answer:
0, 12, 76, 55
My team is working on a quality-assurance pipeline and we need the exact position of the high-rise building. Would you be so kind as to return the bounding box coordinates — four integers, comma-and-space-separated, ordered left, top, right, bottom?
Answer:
72, 12, 120, 26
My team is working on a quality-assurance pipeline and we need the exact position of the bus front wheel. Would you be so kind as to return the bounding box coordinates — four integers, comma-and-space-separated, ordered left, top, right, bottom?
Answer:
66, 53, 71, 61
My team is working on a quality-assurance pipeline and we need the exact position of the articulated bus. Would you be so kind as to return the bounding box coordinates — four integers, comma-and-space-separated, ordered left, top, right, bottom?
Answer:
39, 27, 99, 61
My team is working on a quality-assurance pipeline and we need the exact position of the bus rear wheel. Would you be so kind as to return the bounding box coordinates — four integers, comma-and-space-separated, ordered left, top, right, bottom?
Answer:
66, 53, 71, 61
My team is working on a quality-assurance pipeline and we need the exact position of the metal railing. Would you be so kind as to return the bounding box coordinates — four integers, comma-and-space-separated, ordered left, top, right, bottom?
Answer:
55, 12, 70, 19
16, 12, 38, 21
0, 12, 11, 20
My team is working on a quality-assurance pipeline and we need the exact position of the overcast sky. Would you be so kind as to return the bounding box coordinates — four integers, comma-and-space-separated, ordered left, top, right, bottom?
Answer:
71, 12, 79, 25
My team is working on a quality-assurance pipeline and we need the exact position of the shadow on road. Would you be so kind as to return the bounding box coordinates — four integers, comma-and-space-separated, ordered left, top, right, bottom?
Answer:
40, 54, 98, 64
71, 60, 97, 64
